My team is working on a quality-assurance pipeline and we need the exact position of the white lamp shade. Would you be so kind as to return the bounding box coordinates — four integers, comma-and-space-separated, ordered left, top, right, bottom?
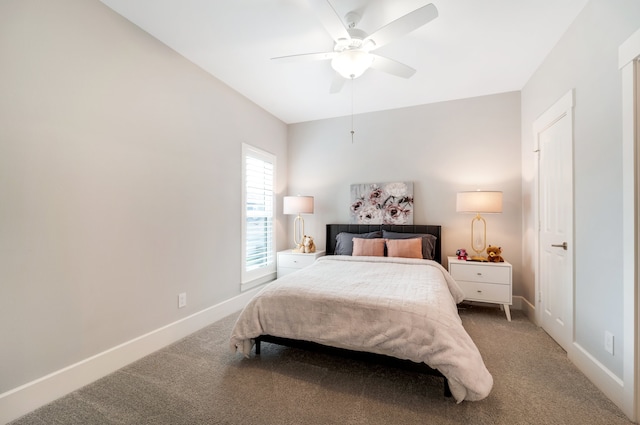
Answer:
456, 191, 503, 213
331, 50, 374, 79
283, 196, 314, 215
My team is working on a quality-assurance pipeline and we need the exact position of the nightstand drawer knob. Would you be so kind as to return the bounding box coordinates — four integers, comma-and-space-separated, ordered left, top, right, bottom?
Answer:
477, 272, 482, 276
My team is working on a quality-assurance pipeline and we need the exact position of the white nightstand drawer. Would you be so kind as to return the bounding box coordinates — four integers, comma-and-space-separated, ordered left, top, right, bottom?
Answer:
277, 267, 299, 278
277, 250, 326, 278
278, 254, 317, 269
458, 280, 511, 304
449, 263, 510, 285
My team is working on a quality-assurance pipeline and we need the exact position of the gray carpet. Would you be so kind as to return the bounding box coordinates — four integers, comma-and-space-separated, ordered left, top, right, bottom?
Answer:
10, 304, 633, 425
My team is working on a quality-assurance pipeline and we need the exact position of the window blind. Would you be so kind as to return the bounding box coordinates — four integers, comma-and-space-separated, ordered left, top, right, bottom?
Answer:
242, 144, 276, 287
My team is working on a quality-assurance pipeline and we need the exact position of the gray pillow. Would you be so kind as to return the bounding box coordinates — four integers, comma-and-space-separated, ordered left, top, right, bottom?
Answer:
382, 230, 437, 260
334, 231, 383, 255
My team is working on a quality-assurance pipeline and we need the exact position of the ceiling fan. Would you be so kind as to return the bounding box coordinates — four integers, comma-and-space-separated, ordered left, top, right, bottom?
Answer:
272, 0, 438, 93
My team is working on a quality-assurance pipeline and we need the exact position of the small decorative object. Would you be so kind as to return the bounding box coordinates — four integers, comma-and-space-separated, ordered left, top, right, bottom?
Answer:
486, 245, 504, 262
303, 235, 316, 253
456, 248, 468, 261
350, 182, 414, 224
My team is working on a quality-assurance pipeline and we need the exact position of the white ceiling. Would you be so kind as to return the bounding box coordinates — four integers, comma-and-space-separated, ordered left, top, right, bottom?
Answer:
100, 0, 588, 124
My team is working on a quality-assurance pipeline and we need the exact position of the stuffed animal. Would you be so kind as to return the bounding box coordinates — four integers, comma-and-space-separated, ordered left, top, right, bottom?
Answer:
303, 235, 316, 253
456, 248, 468, 260
486, 245, 504, 262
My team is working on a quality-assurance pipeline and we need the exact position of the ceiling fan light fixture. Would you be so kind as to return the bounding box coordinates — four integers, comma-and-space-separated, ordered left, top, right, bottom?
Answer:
331, 50, 374, 79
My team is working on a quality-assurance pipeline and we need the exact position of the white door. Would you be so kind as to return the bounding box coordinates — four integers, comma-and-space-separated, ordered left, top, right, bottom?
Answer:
536, 92, 574, 352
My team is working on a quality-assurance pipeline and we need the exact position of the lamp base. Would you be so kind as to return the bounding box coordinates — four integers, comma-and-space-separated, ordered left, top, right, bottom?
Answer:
469, 255, 488, 262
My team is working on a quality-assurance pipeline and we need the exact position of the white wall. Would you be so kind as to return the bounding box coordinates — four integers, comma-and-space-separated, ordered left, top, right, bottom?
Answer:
287, 92, 522, 287
521, 0, 640, 410
0, 0, 286, 399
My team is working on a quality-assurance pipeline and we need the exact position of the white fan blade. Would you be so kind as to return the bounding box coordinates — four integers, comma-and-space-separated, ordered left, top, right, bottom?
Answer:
308, 0, 350, 42
329, 73, 345, 93
364, 3, 438, 51
370, 55, 416, 78
271, 52, 336, 63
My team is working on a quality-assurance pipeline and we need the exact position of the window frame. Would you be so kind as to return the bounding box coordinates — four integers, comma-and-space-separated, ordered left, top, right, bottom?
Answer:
241, 143, 276, 290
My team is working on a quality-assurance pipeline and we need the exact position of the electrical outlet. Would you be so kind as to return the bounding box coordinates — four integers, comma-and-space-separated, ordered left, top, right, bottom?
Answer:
178, 292, 187, 309
604, 331, 614, 355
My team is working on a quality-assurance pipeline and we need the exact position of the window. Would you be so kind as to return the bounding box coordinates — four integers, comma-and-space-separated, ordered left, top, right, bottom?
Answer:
241, 143, 276, 289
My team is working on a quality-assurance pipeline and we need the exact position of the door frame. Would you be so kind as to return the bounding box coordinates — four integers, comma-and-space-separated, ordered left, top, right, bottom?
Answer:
532, 90, 575, 341
620, 27, 640, 421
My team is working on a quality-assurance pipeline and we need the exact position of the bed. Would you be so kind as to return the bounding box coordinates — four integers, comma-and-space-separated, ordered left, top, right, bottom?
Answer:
230, 224, 493, 402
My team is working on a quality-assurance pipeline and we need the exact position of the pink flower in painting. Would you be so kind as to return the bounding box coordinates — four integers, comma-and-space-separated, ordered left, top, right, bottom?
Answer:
384, 204, 411, 224
350, 199, 364, 214
368, 187, 384, 206
358, 205, 383, 224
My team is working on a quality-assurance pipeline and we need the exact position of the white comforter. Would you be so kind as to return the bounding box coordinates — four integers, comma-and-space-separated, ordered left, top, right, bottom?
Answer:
230, 255, 493, 402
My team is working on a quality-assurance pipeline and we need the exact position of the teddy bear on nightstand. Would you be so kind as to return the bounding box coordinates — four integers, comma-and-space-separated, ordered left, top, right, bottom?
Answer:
486, 245, 504, 262
303, 235, 316, 253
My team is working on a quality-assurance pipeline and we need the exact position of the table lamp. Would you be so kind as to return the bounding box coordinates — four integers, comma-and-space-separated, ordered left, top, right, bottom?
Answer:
283, 195, 314, 251
456, 191, 503, 261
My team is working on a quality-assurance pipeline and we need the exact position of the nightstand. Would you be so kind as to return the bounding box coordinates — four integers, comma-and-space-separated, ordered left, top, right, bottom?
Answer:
277, 250, 325, 278
448, 256, 513, 321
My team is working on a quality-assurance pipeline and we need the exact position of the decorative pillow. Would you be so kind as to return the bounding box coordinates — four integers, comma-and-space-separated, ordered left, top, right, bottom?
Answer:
382, 230, 437, 260
334, 231, 383, 255
385, 238, 423, 259
352, 238, 386, 257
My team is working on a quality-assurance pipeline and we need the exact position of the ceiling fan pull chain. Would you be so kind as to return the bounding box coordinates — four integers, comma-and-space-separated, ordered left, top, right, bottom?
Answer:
351, 77, 355, 143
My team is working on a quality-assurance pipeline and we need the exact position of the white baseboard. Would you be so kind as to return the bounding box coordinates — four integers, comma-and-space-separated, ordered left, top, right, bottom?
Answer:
569, 342, 628, 418
0, 287, 262, 425
511, 297, 629, 417
510, 296, 522, 310
494, 296, 631, 419
513, 295, 537, 324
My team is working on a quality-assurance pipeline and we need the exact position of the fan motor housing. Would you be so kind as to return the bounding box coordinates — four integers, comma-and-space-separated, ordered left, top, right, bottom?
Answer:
334, 28, 370, 52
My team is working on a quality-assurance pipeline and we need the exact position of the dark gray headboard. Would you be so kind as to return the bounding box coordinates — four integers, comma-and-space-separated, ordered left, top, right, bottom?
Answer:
325, 224, 442, 264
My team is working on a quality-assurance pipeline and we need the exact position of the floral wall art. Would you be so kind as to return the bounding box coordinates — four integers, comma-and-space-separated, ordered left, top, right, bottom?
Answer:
350, 182, 414, 224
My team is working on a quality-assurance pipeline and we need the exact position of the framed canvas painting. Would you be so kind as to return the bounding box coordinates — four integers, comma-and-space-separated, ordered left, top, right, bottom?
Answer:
350, 182, 414, 224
